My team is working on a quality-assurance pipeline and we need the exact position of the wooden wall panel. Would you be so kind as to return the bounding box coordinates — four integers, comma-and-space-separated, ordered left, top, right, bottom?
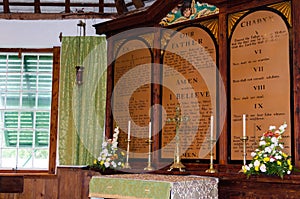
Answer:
21, 178, 34, 199
219, 177, 300, 199
292, 0, 300, 168
44, 177, 59, 199
33, 179, 47, 199
0, 194, 20, 199
18, 176, 58, 199
0, 176, 23, 193
0, 167, 299, 198
58, 168, 81, 199
0, 167, 98, 199
217, 7, 229, 166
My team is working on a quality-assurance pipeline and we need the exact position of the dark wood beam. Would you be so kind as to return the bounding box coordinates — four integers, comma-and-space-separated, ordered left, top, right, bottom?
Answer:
132, 0, 144, 9
3, 0, 10, 13
65, 0, 70, 13
0, 12, 116, 20
49, 46, 60, 174
218, 7, 228, 165
94, 0, 183, 36
0, 1, 116, 13
0, 48, 54, 53
114, 0, 128, 15
34, 0, 41, 13
3, 2, 115, 8
99, 0, 104, 13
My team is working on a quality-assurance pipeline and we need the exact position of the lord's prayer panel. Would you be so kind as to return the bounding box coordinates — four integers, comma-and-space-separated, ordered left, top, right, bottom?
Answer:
161, 25, 217, 160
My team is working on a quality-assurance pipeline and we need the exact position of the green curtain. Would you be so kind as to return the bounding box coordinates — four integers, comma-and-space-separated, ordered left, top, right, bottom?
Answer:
58, 36, 107, 165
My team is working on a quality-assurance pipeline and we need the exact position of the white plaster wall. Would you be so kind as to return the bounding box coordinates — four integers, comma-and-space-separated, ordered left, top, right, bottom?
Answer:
0, 19, 109, 48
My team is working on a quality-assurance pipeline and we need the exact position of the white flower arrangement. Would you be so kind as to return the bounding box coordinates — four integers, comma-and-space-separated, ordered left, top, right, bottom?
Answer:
91, 126, 125, 171
243, 123, 293, 179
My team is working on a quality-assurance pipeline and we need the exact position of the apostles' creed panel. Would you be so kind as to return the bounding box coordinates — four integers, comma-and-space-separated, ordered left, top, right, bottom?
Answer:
230, 10, 291, 160
112, 38, 152, 159
162, 26, 217, 160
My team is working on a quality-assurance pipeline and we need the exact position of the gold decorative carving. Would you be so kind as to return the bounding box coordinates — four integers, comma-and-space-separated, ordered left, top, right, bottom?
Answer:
268, 1, 291, 27
228, 11, 247, 37
228, 1, 291, 38
199, 18, 219, 43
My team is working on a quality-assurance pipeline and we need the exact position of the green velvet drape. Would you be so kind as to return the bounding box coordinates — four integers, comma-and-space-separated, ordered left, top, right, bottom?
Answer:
58, 36, 107, 165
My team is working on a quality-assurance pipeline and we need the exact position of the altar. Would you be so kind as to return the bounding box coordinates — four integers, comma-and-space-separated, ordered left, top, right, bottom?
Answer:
89, 174, 218, 199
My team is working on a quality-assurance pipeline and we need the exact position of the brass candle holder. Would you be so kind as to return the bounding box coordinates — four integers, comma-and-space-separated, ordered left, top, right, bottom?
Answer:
205, 139, 217, 173
144, 139, 154, 171
167, 132, 186, 172
123, 138, 131, 169
166, 105, 188, 172
239, 136, 248, 173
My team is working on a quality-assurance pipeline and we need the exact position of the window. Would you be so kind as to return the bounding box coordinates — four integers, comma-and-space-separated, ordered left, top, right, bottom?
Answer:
0, 48, 59, 173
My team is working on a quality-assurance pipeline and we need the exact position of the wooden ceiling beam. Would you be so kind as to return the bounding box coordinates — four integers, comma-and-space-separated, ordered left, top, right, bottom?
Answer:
65, 0, 70, 13
0, 0, 151, 19
3, 0, 10, 13
0, 2, 116, 9
132, 0, 144, 9
93, 0, 234, 36
0, 12, 116, 20
34, 0, 41, 13
94, 0, 183, 36
0, 48, 54, 53
99, 0, 104, 13
114, 0, 128, 15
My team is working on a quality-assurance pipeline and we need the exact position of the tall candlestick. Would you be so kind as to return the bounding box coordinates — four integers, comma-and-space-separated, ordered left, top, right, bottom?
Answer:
128, 121, 131, 140
239, 114, 248, 173
149, 121, 151, 140
206, 116, 217, 173
243, 114, 246, 137
210, 115, 214, 140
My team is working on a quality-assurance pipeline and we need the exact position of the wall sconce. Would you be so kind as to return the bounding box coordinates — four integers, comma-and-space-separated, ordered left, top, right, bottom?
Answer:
75, 66, 84, 85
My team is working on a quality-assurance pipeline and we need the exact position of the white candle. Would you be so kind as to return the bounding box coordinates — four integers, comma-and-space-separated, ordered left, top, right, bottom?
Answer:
243, 114, 246, 137
149, 121, 152, 140
128, 120, 131, 140
210, 115, 214, 140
